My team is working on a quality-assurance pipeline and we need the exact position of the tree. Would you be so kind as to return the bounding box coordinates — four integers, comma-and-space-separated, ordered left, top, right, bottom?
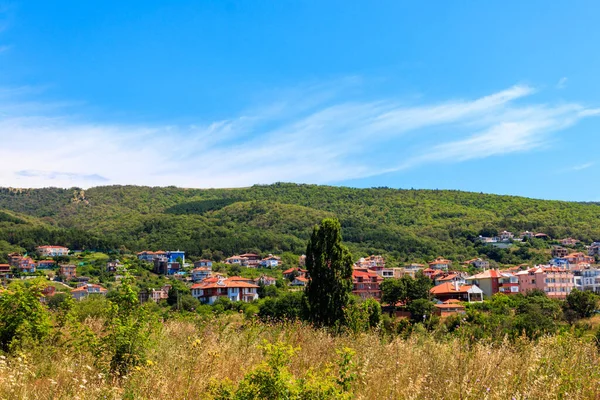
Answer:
406, 299, 435, 323
381, 278, 406, 308
304, 218, 354, 327
0, 282, 51, 352
564, 290, 598, 321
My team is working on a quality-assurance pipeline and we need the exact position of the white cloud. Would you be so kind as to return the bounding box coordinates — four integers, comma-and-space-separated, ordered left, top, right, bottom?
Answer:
567, 162, 595, 172
557, 77, 568, 89
0, 83, 597, 188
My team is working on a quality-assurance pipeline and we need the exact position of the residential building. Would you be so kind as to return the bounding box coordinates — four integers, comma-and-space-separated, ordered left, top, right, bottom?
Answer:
401, 264, 425, 278
561, 238, 580, 246
428, 257, 452, 271
498, 272, 520, 295
37, 245, 69, 257
59, 265, 77, 280
106, 260, 123, 272
433, 300, 466, 317
40, 286, 56, 303
7, 253, 23, 267
565, 252, 594, 266
71, 283, 108, 301
165, 250, 185, 264
430, 282, 484, 303
283, 267, 307, 280
256, 275, 277, 286
520, 231, 535, 239
588, 242, 600, 257
193, 259, 213, 268
239, 253, 261, 268
573, 267, 600, 293
291, 276, 309, 286
516, 266, 574, 299
352, 268, 383, 300
462, 258, 490, 269
153, 256, 181, 275
355, 255, 385, 271
534, 233, 550, 240
552, 246, 569, 258
499, 231, 514, 241
139, 285, 172, 303
435, 273, 466, 287
37, 260, 57, 269
379, 267, 405, 279
225, 255, 249, 266
0, 264, 12, 278
190, 277, 259, 304
466, 269, 504, 298
191, 267, 212, 282
259, 254, 281, 268
18, 257, 36, 273
137, 251, 163, 262
422, 268, 444, 280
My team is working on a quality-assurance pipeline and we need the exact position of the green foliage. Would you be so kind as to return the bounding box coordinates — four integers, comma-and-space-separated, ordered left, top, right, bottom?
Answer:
304, 218, 353, 327
0, 282, 52, 352
406, 299, 435, 324
343, 297, 382, 334
211, 341, 354, 400
564, 290, 598, 322
381, 273, 432, 307
259, 292, 305, 321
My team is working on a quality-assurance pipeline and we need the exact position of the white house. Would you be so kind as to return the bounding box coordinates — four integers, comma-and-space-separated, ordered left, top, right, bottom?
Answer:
191, 277, 259, 304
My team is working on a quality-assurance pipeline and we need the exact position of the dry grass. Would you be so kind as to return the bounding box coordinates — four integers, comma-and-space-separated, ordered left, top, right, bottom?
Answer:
1, 316, 600, 399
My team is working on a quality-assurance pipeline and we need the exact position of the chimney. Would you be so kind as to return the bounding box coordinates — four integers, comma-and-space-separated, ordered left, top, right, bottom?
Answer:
454, 280, 459, 292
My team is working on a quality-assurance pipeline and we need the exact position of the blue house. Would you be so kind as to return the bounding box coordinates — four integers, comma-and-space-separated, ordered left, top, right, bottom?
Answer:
550, 258, 569, 268
166, 250, 185, 265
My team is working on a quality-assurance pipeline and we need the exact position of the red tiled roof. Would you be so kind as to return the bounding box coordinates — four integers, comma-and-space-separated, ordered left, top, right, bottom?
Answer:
430, 282, 474, 295
468, 269, 503, 280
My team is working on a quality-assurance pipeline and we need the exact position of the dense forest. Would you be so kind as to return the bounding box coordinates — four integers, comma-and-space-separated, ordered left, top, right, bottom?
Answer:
1, 183, 600, 265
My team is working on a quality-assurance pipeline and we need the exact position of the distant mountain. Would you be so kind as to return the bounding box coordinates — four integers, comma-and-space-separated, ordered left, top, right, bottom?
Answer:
1, 183, 599, 265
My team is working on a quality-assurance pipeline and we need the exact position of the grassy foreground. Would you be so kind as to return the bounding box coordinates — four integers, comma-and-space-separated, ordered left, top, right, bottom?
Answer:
2, 315, 600, 400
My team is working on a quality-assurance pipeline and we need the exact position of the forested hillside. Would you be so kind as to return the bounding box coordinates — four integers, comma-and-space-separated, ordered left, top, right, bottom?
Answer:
1, 183, 600, 264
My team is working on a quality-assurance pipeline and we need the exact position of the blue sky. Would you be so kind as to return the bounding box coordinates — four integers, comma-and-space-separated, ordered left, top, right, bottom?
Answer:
1, 1, 599, 201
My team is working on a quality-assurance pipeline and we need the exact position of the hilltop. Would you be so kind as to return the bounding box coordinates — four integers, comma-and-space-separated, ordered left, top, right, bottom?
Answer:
1, 183, 600, 264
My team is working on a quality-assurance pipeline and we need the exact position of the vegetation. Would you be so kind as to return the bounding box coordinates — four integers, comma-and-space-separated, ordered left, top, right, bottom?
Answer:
304, 218, 353, 327
1, 183, 600, 265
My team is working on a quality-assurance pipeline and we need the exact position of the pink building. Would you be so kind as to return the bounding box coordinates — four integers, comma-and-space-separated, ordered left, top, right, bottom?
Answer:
516, 266, 574, 299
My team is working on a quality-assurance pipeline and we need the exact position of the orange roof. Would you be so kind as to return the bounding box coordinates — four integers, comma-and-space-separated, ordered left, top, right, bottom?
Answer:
438, 274, 461, 282
293, 276, 309, 283
430, 282, 474, 295
191, 278, 259, 290
468, 269, 502, 280
434, 303, 466, 310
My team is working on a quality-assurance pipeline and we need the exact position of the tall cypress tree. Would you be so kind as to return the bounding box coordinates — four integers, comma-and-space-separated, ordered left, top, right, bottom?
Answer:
304, 218, 353, 327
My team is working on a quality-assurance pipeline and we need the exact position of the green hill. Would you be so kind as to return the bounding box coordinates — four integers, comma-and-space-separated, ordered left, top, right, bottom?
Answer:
1, 183, 600, 265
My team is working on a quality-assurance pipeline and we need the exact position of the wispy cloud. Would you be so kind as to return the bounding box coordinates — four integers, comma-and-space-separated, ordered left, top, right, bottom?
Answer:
557, 77, 568, 89
566, 162, 595, 172
0, 82, 597, 188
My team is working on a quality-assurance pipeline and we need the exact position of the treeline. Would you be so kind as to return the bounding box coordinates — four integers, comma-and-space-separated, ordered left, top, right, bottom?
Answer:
1, 183, 600, 262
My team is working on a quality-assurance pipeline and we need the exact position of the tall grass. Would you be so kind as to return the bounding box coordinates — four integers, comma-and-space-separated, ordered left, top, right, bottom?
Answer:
1, 315, 600, 399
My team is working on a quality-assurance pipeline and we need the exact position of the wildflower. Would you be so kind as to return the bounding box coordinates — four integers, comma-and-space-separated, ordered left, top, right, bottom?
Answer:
146, 360, 154, 366
85, 365, 92, 371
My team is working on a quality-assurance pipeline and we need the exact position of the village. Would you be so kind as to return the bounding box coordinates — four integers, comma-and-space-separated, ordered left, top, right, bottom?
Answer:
1, 230, 599, 319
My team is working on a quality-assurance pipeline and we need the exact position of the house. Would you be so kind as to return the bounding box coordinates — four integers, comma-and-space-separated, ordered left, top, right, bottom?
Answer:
190, 277, 259, 304
520, 231, 535, 239
283, 267, 307, 280
466, 269, 505, 298
7, 253, 23, 267
422, 268, 444, 280
37, 259, 56, 269
298, 255, 306, 267
164, 250, 185, 264
40, 285, 56, 303
227, 276, 257, 284
59, 265, 77, 280
354, 255, 386, 271
428, 258, 452, 271
551, 246, 569, 258
191, 267, 212, 282
534, 233, 550, 240
462, 258, 490, 269
379, 267, 405, 279
137, 251, 161, 262
561, 238, 580, 246
352, 268, 383, 300
259, 254, 281, 268
225, 255, 249, 266
430, 282, 484, 303
0, 264, 12, 278
291, 276, 309, 287
18, 257, 36, 273
400, 264, 425, 278
239, 253, 261, 268
153, 256, 181, 275
71, 283, 108, 301
139, 284, 172, 303
193, 259, 213, 268
256, 275, 277, 286
433, 300, 466, 317
435, 273, 466, 287
588, 242, 600, 257
36, 245, 69, 257
499, 231, 514, 242
498, 272, 520, 295
564, 252, 594, 266
106, 260, 123, 272
516, 266, 574, 299
572, 266, 600, 293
